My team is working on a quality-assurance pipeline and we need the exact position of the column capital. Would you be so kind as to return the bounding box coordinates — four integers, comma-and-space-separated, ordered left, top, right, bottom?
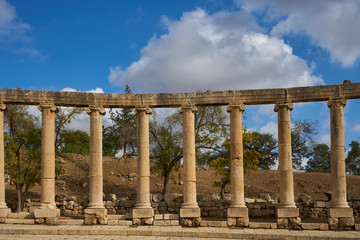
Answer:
134, 106, 152, 115
0, 103, 5, 111
327, 97, 347, 108
227, 103, 245, 113
179, 104, 197, 114
38, 103, 58, 113
86, 105, 106, 115
274, 101, 293, 112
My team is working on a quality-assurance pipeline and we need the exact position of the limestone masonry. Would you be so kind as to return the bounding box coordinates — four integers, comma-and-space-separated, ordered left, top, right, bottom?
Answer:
0, 81, 359, 231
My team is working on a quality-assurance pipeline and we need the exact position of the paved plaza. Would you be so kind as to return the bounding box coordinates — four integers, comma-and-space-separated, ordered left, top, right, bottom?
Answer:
0, 224, 359, 239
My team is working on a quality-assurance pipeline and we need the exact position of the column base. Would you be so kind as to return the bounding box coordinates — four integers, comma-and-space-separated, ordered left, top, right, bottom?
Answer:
0, 208, 10, 218
85, 208, 107, 225
34, 207, 60, 218
328, 208, 354, 230
276, 207, 301, 229
180, 207, 200, 218
180, 207, 201, 227
227, 207, 249, 227
132, 208, 154, 225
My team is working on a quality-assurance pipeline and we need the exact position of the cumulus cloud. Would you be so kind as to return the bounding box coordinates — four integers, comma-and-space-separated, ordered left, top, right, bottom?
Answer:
237, 0, 360, 67
108, 8, 322, 93
60, 87, 105, 93
352, 124, 360, 133
0, 0, 31, 42
259, 121, 278, 139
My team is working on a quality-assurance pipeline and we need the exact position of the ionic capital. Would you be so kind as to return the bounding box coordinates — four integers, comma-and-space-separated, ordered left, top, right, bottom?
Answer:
0, 103, 5, 111
327, 97, 347, 108
179, 104, 197, 114
134, 106, 152, 115
38, 103, 58, 113
86, 105, 106, 115
274, 101, 293, 112
227, 103, 245, 113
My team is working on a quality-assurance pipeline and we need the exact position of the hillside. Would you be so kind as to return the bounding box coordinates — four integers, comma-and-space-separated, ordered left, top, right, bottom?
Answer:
5, 153, 360, 204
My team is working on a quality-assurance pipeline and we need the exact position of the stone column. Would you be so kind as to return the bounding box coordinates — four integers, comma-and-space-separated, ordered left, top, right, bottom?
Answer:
0, 104, 10, 218
35, 103, 59, 219
226, 103, 248, 227
132, 106, 154, 224
274, 101, 299, 229
84, 105, 107, 224
327, 98, 354, 230
179, 104, 200, 222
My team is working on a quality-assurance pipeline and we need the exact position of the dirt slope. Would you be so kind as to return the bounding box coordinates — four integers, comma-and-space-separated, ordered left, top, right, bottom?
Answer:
5, 153, 360, 203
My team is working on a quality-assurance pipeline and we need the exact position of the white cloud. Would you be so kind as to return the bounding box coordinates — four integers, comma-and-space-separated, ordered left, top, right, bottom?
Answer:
318, 133, 330, 146
237, 0, 360, 67
108, 8, 323, 93
60, 87, 104, 93
259, 121, 278, 139
352, 124, 360, 133
0, 0, 30, 42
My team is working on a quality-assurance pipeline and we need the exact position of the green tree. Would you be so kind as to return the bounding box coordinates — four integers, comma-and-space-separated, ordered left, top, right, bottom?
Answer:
61, 130, 90, 155
346, 140, 360, 175
150, 105, 229, 195
209, 130, 261, 198
55, 107, 84, 152
104, 85, 137, 157
4, 105, 42, 212
291, 119, 318, 170
150, 112, 182, 196
246, 131, 278, 170
305, 144, 331, 173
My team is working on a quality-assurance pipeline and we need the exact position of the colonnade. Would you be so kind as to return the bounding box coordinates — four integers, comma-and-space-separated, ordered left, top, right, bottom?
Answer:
0, 97, 353, 227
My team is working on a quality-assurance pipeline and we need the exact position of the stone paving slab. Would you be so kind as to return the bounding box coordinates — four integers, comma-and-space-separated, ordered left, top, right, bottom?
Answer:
0, 224, 358, 239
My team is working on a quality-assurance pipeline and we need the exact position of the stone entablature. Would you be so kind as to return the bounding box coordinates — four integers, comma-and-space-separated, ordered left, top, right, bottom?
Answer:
1, 82, 360, 107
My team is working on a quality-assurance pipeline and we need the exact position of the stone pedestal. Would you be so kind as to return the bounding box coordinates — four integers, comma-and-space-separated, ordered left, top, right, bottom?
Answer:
226, 104, 248, 227
37, 103, 58, 214
0, 104, 10, 219
327, 98, 354, 230
85, 208, 107, 225
85, 106, 107, 224
276, 208, 301, 229
227, 207, 249, 227
179, 105, 201, 226
132, 107, 154, 225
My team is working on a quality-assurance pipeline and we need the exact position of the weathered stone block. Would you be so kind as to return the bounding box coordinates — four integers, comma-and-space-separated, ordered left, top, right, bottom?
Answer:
328, 207, 353, 218
85, 208, 107, 217
277, 218, 288, 229
34, 208, 58, 218
276, 207, 299, 218
0, 208, 10, 218
338, 217, 354, 227
236, 217, 249, 227
180, 208, 200, 218
227, 217, 236, 227
227, 207, 248, 218
154, 214, 163, 220
141, 217, 153, 225
164, 213, 179, 220
249, 222, 271, 229
132, 208, 154, 218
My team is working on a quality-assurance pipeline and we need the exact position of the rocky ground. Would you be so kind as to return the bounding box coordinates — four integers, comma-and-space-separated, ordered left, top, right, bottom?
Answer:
5, 153, 360, 206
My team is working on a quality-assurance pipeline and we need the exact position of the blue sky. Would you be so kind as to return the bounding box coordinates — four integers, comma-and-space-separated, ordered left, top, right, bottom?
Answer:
1, 0, 360, 157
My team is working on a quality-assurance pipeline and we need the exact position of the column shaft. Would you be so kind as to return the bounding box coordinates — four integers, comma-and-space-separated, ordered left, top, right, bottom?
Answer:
39, 104, 57, 208
227, 104, 246, 208
328, 98, 348, 208
134, 107, 152, 209
275, 102, 295, 208
180, 105, 198, 209
0, 104, 8, 209
87, 106, 105, 208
